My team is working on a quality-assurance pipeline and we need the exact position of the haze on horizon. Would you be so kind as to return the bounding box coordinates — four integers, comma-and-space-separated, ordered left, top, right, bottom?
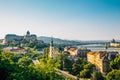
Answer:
0, 0, 120, 40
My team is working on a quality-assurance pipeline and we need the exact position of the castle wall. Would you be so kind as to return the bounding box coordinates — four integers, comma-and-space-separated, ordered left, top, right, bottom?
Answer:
3, 31, 37, 44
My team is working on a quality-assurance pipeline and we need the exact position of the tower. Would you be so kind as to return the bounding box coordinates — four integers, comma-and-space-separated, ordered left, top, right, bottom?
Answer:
50, 37, 54, 47
105, 43, 108, 51
26, 31, 30, 36
49, 37, 54, 58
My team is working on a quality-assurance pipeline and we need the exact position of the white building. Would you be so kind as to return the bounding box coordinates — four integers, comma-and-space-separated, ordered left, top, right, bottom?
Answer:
110, 39, 120, 47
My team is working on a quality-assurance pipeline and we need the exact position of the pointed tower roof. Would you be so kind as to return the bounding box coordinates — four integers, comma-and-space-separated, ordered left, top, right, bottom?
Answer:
50, 37, 54, 47
105, 43, 108, 50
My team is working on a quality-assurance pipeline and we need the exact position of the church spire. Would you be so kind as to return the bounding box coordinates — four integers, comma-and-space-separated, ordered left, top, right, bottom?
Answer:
105, 43, 108, 51
49, 37, 54, 58
50, 37, 53, 47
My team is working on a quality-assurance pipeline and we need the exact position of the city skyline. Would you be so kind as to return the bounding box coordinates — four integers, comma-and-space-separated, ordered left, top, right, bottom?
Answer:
0, 0, 120, 40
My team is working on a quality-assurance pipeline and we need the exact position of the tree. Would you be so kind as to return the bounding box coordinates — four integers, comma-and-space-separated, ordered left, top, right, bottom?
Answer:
18, 56, 32, 67
0, 52, 22, 80
91, 71, 104, 80
110, 55, 120, 70
72, 63, 82, 76
0, 48, 65, 80
106, 70, 120, 80
63, 58, 72, 72
0, 44, 2, 53
55, 53, 68, 70
0, 60, 15, 80
80, 69, 91, 78
1, 52, 16, 62
84, 63, 95, 72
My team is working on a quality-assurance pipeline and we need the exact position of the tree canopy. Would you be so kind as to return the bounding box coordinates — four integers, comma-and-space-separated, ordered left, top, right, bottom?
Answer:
0, 49, 65, 80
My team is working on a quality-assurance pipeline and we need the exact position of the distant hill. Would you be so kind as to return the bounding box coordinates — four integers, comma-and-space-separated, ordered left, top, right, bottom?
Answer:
37, 36, 81, 45
38, 36, 110, 45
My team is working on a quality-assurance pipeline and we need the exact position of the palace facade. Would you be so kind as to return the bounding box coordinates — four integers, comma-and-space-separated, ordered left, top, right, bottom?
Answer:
2, 31, 37, 44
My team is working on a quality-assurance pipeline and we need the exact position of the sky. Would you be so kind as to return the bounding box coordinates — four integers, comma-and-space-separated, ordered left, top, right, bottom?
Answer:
0, 0, 120, 40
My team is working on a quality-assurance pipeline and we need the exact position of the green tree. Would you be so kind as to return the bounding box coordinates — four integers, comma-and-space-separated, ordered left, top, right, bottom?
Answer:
55, 53, 68, 70
0, 44, 2, 53
106, 70, 120, 80
84, 63, 94, 72
80, 69, 91, 78
63, 58, 72, 72
18, 56, 32, 67
110, 55, 120, 70
0, 52, 21, 80
91, 71, 104, 80
72, 63, 82, 76
0, 49, 65, 80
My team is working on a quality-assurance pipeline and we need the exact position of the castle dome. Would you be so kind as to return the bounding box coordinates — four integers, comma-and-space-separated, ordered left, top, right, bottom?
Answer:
26, 31, 30, 36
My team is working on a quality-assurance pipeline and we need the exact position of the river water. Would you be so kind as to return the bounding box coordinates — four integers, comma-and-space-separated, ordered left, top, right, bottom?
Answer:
78, 44, 120, 54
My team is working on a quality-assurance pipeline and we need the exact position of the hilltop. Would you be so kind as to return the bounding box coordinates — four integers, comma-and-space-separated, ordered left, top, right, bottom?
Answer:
37, 36, 81, 45
37, 36, 109, 45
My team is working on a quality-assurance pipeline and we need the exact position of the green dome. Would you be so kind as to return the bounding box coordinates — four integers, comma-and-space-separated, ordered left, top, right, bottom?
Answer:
27, 31, 30, 35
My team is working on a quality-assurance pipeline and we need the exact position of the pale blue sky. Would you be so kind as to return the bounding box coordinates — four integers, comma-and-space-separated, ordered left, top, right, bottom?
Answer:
0, 0, 120, 40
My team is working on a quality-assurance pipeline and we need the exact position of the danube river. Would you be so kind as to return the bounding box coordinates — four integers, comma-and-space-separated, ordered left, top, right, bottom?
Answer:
78, 44, 120, 54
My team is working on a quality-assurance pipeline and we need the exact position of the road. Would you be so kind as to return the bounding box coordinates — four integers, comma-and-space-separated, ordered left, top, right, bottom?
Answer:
55, 68, 79, 80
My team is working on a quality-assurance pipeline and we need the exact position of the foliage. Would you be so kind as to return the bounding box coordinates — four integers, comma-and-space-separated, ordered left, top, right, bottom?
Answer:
26, 42, 49, 51
72, 63, 82, 75
63, 58, 72, 72
71, 58, 87, 76
7, 40, 49, 51
91, 71, 104, 80
106, 70, 120, 80
84, 63, 94, 69
55, 54, 95, 78
71, 58, 94, 77
80, 69, 91, 78
84, 63, 95, 73
18, 56, 32, 67
110, 55, 120, 70
106, 55, 120, 80
0, 49, 65, 80
55, 53, 73, 73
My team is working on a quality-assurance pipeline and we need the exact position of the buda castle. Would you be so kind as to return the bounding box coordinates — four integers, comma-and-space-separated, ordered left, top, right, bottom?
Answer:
2, 31, 37, 44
